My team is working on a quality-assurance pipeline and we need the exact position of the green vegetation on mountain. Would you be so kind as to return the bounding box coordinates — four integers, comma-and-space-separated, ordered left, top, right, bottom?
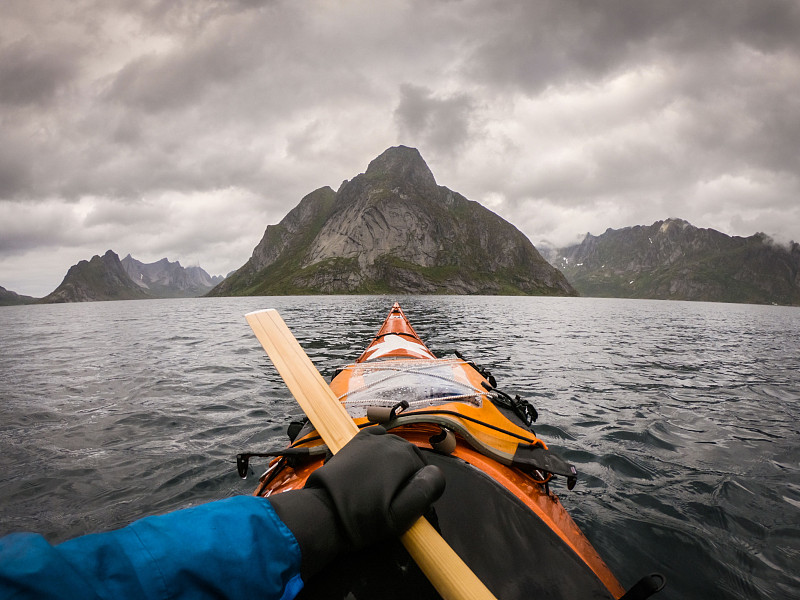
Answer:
0, 286, 37, 306
34, 251, 225, 303
552, 219, 800, 305
209, 146, 576, 297
41, 250, 152, 303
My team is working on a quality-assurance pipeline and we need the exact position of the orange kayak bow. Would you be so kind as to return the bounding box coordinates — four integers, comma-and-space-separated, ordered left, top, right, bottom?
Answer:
243, 303, 662, 599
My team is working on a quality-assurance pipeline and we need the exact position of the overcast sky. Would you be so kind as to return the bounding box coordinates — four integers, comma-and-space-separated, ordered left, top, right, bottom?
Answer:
2, 0, 799, 296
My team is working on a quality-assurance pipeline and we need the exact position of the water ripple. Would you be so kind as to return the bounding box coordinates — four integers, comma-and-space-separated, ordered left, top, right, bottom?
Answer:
1, 297, 799, 598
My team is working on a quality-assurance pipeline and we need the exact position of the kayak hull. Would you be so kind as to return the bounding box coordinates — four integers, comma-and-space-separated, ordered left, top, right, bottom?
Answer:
293, 449, 618, 599
252, 303, 625, 599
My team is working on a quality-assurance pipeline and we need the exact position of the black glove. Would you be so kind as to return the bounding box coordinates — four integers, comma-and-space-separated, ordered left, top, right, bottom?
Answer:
269, 426, 445, 578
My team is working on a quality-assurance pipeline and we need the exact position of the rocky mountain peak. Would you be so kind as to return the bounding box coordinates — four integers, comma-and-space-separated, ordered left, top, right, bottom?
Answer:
364, 145, 437, 192
209, 146, 576, 297
121, 254, 223, 298
658, 218, 690, 234
41, 250, 151, 303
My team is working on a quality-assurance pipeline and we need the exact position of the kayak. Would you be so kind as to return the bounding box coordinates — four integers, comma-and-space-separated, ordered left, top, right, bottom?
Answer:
240, 303, 663, 599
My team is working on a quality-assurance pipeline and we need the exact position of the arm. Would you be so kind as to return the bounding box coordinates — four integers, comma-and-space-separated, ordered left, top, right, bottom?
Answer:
0, 427, 444, 600
0, 496, 303, 600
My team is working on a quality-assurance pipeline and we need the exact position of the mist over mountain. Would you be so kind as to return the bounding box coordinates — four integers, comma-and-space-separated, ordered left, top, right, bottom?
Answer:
209, 146, 576, 297
550, 219, 800, 305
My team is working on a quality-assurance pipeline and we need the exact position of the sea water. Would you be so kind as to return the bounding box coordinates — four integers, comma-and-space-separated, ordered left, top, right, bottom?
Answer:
1, 296, 798, 599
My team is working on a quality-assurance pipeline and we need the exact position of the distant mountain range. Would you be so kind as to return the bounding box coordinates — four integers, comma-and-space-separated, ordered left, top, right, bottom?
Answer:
547, 219, 800, 305
2, 158, 797, 306
121, 254, 224, 298
209, 146, 576, 296
1, 251, 224, 304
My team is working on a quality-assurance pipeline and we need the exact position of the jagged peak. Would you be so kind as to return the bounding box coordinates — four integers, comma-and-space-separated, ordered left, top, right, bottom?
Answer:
277, 185, 336, 232
212, 145, 576, 297
365, 146, 437, 189
658, 218, 691, 233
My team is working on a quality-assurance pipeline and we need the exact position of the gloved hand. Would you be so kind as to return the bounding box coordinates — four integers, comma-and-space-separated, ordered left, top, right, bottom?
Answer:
268, 426, 445, 579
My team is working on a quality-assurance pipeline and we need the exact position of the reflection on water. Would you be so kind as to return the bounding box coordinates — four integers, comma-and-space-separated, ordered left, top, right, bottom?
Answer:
1, 296, 799, 599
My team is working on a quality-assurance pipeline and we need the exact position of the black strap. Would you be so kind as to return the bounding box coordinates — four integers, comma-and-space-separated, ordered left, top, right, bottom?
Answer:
371, 332, 421, 342
483, 383, 538, 427
511, 445, 578, 489
620, 573, 666, 599
236, 447, 313, 478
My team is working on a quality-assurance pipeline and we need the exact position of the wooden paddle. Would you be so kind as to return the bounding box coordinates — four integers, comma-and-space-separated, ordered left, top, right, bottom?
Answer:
246, 309, 497, 600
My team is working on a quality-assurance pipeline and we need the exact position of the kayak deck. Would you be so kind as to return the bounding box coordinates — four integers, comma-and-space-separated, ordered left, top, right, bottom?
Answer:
250, 303, 627, 599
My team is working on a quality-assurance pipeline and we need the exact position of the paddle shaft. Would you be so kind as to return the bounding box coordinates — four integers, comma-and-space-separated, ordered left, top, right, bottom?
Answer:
246, 309, 497, 600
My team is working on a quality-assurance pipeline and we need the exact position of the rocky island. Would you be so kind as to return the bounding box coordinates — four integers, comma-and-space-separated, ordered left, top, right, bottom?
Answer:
209, 146, 576, 296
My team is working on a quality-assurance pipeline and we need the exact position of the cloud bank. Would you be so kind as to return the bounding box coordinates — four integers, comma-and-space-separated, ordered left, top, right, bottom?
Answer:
1, 0, 798, 295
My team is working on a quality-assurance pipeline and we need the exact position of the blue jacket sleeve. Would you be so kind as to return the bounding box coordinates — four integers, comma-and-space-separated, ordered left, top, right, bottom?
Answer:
0, 495, 304, 600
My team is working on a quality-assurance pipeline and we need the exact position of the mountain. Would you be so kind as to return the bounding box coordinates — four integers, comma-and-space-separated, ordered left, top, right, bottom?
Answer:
552, 219, 800, 305
121, 255, 224, 298
0, 286, 37, 306
36, 252, 225, 303
209, 146, 576, 296
40, 250, 153, 303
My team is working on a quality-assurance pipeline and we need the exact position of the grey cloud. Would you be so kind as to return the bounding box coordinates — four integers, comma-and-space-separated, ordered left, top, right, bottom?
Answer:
0, 138, 32, 197
1, 1, 414, 205
0, 38, 80, 106
2, 0, 800, 294
0, 203, 83, 254
0, 1, 386, 202
463, 1, 655, 92
464, 1, 800, 92
103, 31, 255, 114
456, 1, 800, 221
394, 84, 477, 155
136, 0, 274, 34
81, 199, 164, 229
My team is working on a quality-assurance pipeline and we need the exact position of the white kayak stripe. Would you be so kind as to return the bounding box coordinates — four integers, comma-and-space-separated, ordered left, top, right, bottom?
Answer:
364, 334, 435, 360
